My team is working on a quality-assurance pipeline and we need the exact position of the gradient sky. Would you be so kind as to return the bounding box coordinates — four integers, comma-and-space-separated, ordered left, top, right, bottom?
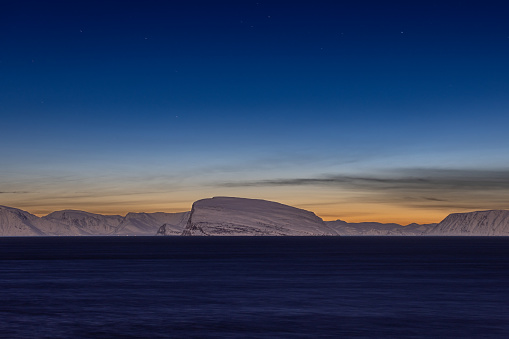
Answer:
1, 0, 509, 223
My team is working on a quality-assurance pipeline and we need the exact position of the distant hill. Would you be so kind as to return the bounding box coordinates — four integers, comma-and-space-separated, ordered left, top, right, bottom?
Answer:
326, 220, 436, 236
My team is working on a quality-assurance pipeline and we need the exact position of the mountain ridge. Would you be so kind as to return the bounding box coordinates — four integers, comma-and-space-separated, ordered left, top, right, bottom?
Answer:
1, 200, 508, 236
0, 206, 189, 236
325, 220, 437, 236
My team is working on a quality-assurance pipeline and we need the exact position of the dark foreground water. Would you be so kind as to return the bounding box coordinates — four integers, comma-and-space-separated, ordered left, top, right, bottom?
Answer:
0, 237, 508, 338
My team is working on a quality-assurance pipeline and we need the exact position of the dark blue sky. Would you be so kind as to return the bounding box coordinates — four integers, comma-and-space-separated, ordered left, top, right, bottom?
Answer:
1, 1, 509, 222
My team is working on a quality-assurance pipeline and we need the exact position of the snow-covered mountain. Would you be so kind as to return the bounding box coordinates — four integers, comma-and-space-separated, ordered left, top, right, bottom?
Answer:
0, 205, 86, 236
43, 210, 124, 235
0, 205, 46, 236
116, 212, 190, 236
0, 205, 189, 236
181, 197, 338, 236
428, 210, 509, 236
326, 220, 436, 236
2, 202, 509, 236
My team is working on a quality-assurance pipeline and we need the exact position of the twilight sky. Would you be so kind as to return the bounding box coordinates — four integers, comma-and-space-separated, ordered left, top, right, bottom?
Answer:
1, 0, 508, 223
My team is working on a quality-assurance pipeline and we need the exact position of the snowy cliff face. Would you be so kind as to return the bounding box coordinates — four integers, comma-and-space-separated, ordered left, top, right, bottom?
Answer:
181, 197, 338, 236
43, 210, 124, 235
326, 220, 436, 236
116, 212, 190, 236
428, 210, 509, 236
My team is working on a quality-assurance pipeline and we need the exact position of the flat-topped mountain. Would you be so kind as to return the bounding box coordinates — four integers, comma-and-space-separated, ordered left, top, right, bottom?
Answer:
428, 210, 509, 236
181, 197, 338, 236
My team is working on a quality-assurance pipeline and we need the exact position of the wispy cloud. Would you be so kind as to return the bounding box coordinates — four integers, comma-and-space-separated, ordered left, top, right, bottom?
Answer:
219, 168, 509, 190
0, 191, 31, 194
216, 168, 509, 210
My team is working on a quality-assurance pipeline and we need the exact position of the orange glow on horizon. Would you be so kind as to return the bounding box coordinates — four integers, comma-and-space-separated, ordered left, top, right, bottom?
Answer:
4, 185, 496, 225
24, 199, 449, 225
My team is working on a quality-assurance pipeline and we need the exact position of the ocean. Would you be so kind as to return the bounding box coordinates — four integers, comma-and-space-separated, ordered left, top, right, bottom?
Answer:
0, 236, 508, 338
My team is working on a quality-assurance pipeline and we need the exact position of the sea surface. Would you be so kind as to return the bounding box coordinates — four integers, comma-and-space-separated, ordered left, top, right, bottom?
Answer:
0, 236, 508, 338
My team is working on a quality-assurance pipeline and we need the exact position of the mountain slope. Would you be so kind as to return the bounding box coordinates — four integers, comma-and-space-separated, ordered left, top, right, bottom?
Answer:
116, 212, 190, 236
181, 197, 338, 236
428, 210, 509, 236
0, 205, 46, 236
0, 205, 87, 236
155, 212, 191, 235
43, 210, 124, 235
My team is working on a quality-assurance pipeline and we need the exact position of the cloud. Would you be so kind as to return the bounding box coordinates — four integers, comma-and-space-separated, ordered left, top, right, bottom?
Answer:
216, 168, 509, 210
423, 197, 447, 202
219, 168, 509, 190
0, 191, 31, 194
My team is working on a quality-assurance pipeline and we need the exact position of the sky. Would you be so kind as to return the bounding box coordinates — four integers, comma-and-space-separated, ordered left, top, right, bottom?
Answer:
1, 0, 509, 224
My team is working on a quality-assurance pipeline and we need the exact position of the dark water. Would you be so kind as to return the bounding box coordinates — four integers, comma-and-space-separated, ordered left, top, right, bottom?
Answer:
0, 237, 508, 338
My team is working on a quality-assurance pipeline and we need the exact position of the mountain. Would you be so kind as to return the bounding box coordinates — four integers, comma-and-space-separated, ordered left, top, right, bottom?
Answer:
181, 197, 338, 236
0, 205, 46, 236
0, 205, 86, 236
2, 202, 509, 236
326, 220, 436, 236
43, 210, 124, 235
0, 206, 189, 236
428, 210, 509, 236
116, 212, 190, 236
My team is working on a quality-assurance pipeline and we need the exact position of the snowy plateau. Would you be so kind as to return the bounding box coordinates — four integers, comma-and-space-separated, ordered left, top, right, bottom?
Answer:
1, 198, 508, 236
